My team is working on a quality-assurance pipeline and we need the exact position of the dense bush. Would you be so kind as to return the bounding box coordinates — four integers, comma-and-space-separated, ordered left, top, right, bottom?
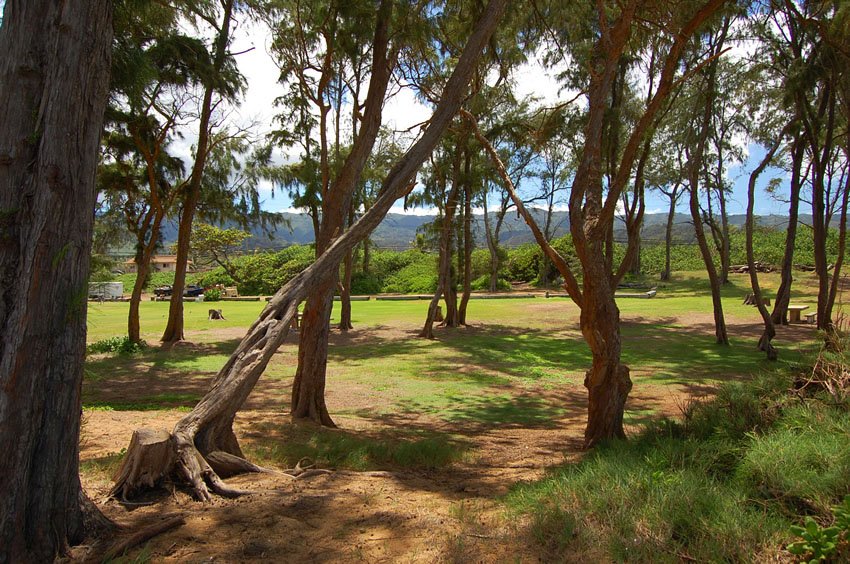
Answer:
203, 288, 222, 302
87, 336, 147, 355
504, 243, 542, 282
235, 245, 315, 295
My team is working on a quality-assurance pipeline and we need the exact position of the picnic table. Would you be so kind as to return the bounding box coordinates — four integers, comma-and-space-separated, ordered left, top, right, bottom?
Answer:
787, 304, 808, 323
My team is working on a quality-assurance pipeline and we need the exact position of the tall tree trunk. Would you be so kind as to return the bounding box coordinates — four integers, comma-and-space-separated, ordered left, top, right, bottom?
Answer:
0, 2, 113, 560
718, 185, 730, 284
661, 185, 679, 281
687, 24, 729, 345
625, 139, 651, 277
362, 237, 371, 273
810, 92, 837, 333
291, 0, 393, 424
823, 156, 850, 340
747, 138, 784, 360
579, 264, 632, 446
162, 0, 235, 344
771, 136, 804, 324
111, 0, 508, 501
338, 206, 355, 331
458, 180, 473, 324
422, 178, 461, 338
690, 175, 728, 344
482, 189, 501, 292
128, 208, 165, 342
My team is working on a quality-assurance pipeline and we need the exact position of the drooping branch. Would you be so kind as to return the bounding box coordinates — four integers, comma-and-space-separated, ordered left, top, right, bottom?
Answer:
461, 109, 583, 306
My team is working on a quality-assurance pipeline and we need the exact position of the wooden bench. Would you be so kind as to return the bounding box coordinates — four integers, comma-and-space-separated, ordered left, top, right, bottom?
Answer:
787, 304, 809, 323
805, 311, 817, 324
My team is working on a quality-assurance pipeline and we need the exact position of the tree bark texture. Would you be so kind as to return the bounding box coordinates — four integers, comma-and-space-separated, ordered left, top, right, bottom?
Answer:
162, 0, 235, 344
0, 1, 113, 560
112, 0, 508, 501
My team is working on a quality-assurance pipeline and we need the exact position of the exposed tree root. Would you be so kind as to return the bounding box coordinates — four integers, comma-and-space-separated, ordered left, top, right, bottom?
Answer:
110, 429, 264, 502
281, 457, 334, 480
96, 515, 185, 563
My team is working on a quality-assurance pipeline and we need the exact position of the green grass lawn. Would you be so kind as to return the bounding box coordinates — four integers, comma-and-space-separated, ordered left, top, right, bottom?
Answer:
83, 271, 818, 420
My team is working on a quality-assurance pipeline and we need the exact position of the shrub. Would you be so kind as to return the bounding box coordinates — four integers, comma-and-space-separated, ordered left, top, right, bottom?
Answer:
350, 272, 383, 295
504, 244, 542, 282
470, 274, 511, 291
204, 288, 221, 302
505, 346, 850, 561
87, 336, 147, 355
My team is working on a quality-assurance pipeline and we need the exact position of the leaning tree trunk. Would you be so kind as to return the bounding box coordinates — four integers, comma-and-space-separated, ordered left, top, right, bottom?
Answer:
686, 32, 728, 345
771, 136, 804, 325
0, 1, 114, 560
111, 0, 508, 501
747, 137, 785, 360
690, 184, 728, 344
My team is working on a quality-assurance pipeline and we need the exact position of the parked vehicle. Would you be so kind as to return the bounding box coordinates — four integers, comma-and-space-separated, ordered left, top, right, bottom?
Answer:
154, 284, 204, 297
184, 284, 204, 297
154, 285, 172, 297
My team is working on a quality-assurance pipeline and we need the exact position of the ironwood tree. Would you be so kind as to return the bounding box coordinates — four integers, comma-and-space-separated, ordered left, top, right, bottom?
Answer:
110, 0, 508, 500
0, 1, 113, 560
685, 14, 732, 345
162, 0, 243, 344
467, 0, 726, 447
101, 2, 216, 342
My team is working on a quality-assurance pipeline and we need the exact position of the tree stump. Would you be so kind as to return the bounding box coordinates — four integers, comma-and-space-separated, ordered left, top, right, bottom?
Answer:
743, 294, 770, 306
208, 309, 225, 320
110, 429, 176, 501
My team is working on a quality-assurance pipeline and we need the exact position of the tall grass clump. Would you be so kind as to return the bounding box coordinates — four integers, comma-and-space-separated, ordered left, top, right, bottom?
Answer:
505, 342, 850, 562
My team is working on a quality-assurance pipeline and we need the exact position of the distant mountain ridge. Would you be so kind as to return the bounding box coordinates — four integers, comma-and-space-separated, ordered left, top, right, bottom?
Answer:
153, 210, 817, 252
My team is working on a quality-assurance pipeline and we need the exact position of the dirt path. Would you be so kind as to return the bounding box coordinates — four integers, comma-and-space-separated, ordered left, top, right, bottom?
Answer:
77, 306, 815, 562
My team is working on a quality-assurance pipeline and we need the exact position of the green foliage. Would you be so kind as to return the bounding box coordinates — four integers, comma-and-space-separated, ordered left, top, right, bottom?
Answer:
504, 243, 541, 282
234, 245, 315, 295
190, 223, 250, 270
787, 517, 841, 562
372, 249, 437, 294
470, 274, 511, 291
203, 288, 221, 301
87, 336, 147, 355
